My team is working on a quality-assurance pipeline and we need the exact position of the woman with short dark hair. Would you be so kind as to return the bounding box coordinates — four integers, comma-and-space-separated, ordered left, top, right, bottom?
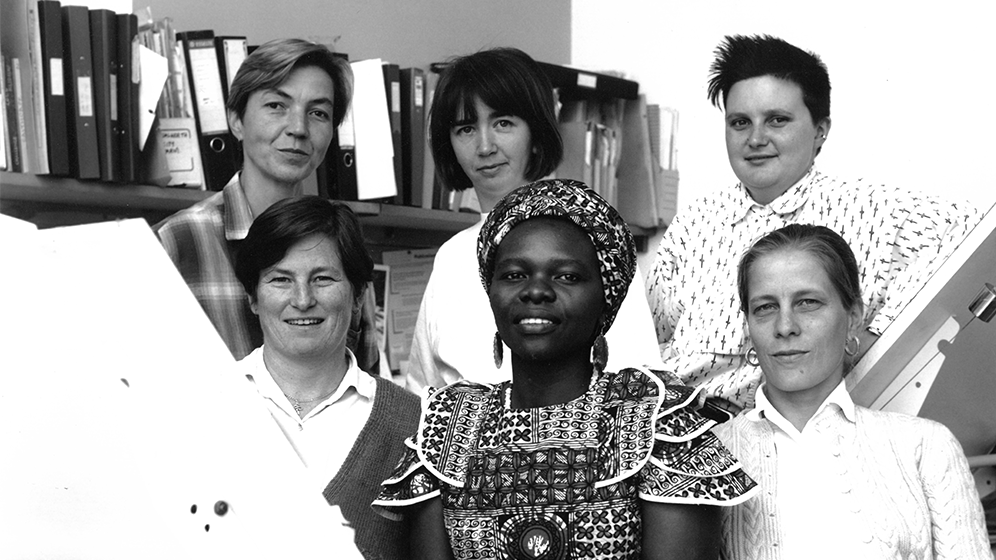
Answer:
406, 48, 661, 391
235, 196, 419, 560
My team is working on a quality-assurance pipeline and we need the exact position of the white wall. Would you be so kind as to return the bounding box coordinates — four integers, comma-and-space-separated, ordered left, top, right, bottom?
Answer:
139, 0, 571, 70
572, 0, 996, 216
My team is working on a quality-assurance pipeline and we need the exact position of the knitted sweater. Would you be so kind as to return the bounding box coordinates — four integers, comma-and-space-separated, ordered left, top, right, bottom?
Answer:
714, 406, 990, 559
322, 378, 420, 560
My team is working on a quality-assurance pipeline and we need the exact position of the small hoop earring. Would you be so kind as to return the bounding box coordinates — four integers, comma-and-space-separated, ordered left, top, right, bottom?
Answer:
493, 332, 504, 369
591, 334, 608, 372
844, 335, 860, 357
745, 345, 759, 367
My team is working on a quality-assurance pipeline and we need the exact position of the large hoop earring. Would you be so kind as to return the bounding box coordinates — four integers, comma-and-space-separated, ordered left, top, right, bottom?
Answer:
493, 332, 504, 369
591, 334, 608, 373
745, 344, 759, 367
844, 335, 861, 357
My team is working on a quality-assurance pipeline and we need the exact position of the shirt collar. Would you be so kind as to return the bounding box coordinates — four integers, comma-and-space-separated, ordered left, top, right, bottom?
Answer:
222, 172, 254, 242
245, 348, 375, 419
729, 166, 819, 223
746, 378, 856, 432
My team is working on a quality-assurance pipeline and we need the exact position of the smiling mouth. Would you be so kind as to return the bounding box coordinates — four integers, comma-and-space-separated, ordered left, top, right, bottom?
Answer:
286, 318, 323, 326
518, 317, 553, 325
477, 163, 506, 173
515, 316, 557, 334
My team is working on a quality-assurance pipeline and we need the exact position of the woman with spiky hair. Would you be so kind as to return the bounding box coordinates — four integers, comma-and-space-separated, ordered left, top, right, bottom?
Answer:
647, 34, 979, 415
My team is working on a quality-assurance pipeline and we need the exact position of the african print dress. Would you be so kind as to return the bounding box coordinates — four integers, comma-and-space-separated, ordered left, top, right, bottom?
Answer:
374, 367, 757, 559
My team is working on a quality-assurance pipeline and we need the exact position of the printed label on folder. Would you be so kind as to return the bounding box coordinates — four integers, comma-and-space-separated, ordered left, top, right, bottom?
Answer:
187, 47, 228, 134
415, 75, 424, 107
110, 75, 118, 121
50, 59, 64, 96
78, 77, 94, 117
576, 73, 597, 89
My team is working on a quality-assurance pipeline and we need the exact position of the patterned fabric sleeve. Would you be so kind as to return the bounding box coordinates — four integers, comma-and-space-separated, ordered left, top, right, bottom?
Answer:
865, 190, 981, 335
371, 436, 442, 520
647, 213, 688, 347
637, 371, 758, 506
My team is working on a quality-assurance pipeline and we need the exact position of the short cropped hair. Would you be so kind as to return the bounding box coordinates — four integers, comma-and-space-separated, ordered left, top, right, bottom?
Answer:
707, 34, 831, 125
737, 223, 862, 317
227, 38, 353, 129
235, 196, 373, 300
430, 47, 563, 192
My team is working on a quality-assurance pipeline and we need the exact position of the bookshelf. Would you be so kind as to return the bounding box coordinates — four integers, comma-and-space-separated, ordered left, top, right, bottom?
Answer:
1, 0, 656, 245
0, 171, 479, 234
537, 62, 639, 101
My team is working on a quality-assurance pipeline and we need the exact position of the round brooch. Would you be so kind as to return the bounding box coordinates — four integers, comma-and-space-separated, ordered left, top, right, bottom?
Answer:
499, 512, 568, 559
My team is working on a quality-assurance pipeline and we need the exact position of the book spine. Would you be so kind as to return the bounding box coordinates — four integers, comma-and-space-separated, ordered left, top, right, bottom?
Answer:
3, 56, 23, 172
26, 0, 50, 174
12, 58, 30, 173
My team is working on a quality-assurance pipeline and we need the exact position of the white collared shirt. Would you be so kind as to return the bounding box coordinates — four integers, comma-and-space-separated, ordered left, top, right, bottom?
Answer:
237, 347, 376, 494
748, 382, 869, 560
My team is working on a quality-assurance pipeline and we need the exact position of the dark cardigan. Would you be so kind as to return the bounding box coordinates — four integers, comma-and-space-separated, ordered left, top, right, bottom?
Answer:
322, 377, 420, 560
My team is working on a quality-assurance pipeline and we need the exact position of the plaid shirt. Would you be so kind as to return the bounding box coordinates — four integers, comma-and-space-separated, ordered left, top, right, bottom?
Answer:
154, 174, 380, 372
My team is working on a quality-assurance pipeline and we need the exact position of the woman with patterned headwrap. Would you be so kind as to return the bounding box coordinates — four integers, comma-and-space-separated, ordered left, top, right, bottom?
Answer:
374, 180, 757, 559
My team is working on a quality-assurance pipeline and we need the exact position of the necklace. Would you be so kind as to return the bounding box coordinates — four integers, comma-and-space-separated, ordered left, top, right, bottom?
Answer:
283, 385, 337, 415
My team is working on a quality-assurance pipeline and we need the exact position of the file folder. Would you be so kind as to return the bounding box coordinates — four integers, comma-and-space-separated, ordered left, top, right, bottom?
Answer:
60, 4, 99, 179
400, 67, 425, 207
176, 30, 239, 191
115, 12, 139, 183
333, 105, 358, 200
214, 36, 247, 102
89, 8, 118, 182
37, 0, 69, 176
381, 62, 403, 204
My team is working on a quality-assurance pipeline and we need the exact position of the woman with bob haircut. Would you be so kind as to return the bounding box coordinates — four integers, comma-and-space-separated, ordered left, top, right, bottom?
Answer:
406, 47, 661, 391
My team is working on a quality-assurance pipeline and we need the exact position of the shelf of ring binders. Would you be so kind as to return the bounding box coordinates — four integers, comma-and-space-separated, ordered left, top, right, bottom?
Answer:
0, 171, 482, 233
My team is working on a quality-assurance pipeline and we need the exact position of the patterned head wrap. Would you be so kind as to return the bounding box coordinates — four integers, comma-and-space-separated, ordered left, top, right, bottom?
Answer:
477, 179, 636, 335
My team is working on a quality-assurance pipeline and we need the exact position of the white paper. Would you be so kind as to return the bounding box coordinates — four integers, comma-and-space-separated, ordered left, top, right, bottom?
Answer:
0, 218, 359, 559
350, 58, 398, 200
138, 45, 168, 151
